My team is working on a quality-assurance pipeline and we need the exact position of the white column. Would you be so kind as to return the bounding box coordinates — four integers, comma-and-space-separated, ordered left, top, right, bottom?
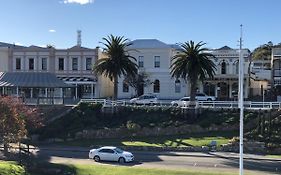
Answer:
229, 83, 232, 98
16, 87, 19, 97
31, 88, 33, 98
75, 84, 78, 99
60, 88, 63, 98
91, 83, 94, 99
45, 88, 48, 97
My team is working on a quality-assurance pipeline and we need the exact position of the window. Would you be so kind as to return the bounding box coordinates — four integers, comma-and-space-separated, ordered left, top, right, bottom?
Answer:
16, 58, 21, 70
72, 58, 78, 71
41, 58, 47, 70
86, 57, 92, 70
138, 56, 144, 68
29, 58, 34, 70
235, 61, 239, 74
175, 80, 181, 93
221, 61, 226, 74
153, 79, 160, 93
123, 81, 129, 92
59, 58, 64, 70
154, 56, 160, 68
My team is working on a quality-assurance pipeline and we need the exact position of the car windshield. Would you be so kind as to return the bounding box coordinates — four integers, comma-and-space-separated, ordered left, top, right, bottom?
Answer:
114, 148, 124, 153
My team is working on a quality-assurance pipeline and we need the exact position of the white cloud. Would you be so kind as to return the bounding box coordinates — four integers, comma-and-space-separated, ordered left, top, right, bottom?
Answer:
63, 0, 94, 5
49, 29, 56, 33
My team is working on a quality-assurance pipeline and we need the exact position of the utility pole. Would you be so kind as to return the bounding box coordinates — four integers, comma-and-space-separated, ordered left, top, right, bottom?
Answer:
239, 24, 244, 175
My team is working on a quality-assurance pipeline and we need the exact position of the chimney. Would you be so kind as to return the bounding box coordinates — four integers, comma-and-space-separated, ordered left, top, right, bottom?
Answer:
77, 30, 82, 47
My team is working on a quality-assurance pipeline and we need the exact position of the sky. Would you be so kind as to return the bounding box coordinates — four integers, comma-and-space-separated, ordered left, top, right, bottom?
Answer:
1, 0, 281, 51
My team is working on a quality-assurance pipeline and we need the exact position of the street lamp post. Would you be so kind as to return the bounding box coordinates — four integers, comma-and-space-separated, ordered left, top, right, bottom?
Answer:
239, 24, 244, 175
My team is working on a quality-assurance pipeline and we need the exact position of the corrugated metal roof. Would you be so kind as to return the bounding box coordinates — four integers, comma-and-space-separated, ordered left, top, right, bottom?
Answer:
128, 39, 171, 49
0, 72, 73, 88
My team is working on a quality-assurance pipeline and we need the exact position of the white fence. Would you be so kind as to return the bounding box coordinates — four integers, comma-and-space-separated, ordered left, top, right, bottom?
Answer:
80, 99, 281, 110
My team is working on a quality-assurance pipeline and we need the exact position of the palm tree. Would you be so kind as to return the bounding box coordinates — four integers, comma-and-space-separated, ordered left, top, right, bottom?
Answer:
170, 41, 216, 106
93, 35, 138, 100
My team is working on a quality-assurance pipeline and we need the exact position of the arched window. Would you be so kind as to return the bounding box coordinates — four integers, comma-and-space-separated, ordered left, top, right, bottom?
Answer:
175, 80, 181, 93
122, 81, 129, 93
235, 61, 239, 74
153, 79, 160, 93
221, 61, 226, 74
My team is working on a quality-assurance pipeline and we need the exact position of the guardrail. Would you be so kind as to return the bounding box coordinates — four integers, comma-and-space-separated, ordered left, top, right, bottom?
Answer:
80, 99, 281, 110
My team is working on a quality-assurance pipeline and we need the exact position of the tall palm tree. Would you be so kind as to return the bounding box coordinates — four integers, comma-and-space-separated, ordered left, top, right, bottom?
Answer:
170, 41, 216, 106
94, 35, 138, 100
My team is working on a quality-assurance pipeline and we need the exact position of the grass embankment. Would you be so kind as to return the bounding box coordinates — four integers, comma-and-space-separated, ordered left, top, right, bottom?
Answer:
0, 161, 26, 175
73, 164, 238, 175
0, 161, 258, 175
60, 132, 236, 147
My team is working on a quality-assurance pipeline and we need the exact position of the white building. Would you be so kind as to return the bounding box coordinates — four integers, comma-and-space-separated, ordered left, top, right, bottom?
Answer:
203, 46, 251, 100
117, 39, 187, 100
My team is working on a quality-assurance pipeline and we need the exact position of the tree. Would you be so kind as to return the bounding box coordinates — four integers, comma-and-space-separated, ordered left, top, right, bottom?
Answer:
0, 97, 42, 154
252, 41, 273, 60
170, 41, 216, 106
93, 35, 138, 100
124, 72, 150, 97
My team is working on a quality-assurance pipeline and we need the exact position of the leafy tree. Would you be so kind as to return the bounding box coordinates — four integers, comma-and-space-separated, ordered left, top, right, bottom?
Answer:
124, 72, 150, 97
252, 41, 273, 60
0, 97, 42, 153
94, 35, 138, 100
170, 41, 216, 106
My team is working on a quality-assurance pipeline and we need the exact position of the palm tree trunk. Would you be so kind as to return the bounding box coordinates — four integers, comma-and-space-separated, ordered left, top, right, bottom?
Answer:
113, 75, 118, 100
189, 79, 197, 107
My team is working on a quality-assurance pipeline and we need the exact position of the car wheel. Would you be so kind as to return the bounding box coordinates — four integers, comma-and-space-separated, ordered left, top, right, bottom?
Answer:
172, 103, 178, 107
94, 156, 100, 162
207, 98, 212, 101
118, 157, 126, 163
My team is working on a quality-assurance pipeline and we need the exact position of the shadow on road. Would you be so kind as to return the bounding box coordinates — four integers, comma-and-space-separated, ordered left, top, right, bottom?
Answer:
207, 152, 281, 175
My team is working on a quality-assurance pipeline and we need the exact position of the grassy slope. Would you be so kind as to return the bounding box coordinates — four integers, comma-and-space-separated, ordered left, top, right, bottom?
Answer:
0, 161, 26, 175
60, 132, 236, 147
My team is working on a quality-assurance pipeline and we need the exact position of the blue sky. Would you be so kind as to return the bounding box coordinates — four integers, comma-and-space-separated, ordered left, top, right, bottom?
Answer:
1, 0, 281, 50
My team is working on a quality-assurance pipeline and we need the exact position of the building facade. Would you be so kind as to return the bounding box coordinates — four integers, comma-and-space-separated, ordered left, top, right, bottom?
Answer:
117, 39, 187, 100
203, 46, 251, 100
0, 41, 100, 104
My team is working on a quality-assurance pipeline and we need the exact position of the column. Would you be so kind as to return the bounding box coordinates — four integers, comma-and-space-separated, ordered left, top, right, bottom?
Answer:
91, 83, 94, 99
229, 83, 232, 98
75, 84, 78, 99
16, 87, 19, 97
45, 88, 48, 97
30, 88, 33, 98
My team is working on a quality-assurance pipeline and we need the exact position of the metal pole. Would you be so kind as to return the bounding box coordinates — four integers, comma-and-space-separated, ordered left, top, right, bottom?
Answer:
239, 24, 244, 175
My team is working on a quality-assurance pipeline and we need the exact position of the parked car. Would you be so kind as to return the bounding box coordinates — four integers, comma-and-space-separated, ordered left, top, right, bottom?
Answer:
194, 93, 216, 101
171, 93, 215, 106
171, 97, 190, 107
89, 146, 134, 163
129, 94, 158, 105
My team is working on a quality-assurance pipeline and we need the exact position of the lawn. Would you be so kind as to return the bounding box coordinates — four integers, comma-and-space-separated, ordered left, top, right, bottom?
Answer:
0, 161, 26, 175
59, 132, 235, 148
73, 164, 238, 175
0, 161, 258, 175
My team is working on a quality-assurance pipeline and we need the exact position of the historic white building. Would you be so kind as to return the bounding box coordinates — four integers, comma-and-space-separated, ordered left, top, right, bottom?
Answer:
0, 38, 101, 104
203, 46, 251, 100
117, 39, 187, 99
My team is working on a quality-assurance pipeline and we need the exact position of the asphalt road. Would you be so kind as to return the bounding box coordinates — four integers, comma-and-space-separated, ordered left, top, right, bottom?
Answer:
33, 146, 281, 175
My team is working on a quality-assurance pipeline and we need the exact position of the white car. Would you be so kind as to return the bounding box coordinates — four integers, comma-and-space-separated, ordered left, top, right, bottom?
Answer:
89, 146, 134, 163
129, 94, 158, 105
171, 97, 190, 107
195, 93, 216, 101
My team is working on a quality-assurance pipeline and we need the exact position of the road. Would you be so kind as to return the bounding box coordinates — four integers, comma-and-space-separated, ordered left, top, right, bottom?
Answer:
33, 146, 281, 175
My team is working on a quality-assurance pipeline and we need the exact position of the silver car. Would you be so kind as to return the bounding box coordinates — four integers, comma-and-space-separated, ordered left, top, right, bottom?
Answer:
89, 146, 134, 163
129, 94, 158, 105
